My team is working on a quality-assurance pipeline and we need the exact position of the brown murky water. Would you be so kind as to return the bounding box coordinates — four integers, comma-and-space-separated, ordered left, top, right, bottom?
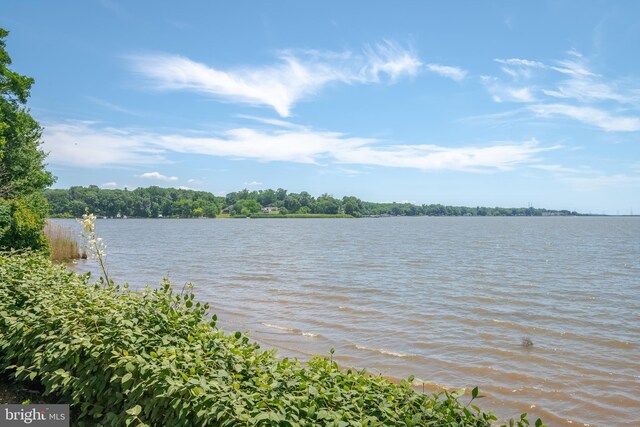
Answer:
57, 216, 640, 426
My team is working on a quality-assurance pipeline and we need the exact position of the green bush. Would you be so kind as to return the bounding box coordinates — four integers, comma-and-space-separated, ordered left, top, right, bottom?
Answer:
0, 193, 49, 252
0, 252, 542, 427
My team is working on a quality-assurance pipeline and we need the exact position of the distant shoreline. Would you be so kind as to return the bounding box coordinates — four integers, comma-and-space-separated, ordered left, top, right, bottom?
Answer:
47, 213, 637, 220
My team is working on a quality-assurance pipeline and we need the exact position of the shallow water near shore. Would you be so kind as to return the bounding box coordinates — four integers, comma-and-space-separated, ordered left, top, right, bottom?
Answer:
56, 216, 640, 426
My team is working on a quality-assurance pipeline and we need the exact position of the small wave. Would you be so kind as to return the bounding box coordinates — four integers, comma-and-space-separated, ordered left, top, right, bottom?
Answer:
260, 322, 319, 338
354, 344, 414, 358
261, 322, 296, 332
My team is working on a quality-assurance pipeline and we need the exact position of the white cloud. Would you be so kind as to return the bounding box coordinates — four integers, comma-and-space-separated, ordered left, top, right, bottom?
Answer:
187, 178, 202, 184
426, 64, 467, 81
43, 121, 167, 167
492, 87, 537, 103
243, 181, 263, 186
529, 104, 640, 132
529, 164, 590, 174
100, 181, 118, 189
550, 58, 596, 77
487, 51, 640, 131
542, 74, 631, 104
85, 96, 142, 116
43, 120, 558, 173
496, 58, 545, 68
332, 139, 555, 172
495, 58, 545, 79
139, 171, 179, 182
129, 40, 421, 117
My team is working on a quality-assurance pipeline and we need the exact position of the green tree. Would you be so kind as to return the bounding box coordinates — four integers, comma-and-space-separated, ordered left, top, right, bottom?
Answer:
0, 28, 54, 251
231, 198, 261, 216
342, 196, 363, 217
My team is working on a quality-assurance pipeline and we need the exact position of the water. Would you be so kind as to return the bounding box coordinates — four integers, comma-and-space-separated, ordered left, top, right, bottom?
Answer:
56, 217, 640, 426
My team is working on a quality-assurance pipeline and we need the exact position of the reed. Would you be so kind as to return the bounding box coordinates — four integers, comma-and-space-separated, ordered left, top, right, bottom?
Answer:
44, 221, 83, 261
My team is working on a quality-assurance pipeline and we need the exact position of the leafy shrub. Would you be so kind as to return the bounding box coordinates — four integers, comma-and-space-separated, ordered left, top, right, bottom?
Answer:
0, 252, 543, 427
0, 193, 49, 252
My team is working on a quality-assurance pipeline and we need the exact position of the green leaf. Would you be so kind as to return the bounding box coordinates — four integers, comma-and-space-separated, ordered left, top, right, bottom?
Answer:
472, 386, 478, 399
126, 405, 142, 416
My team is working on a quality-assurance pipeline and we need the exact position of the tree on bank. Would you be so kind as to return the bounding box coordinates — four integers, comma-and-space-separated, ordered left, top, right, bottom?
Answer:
0, 28, 54, 250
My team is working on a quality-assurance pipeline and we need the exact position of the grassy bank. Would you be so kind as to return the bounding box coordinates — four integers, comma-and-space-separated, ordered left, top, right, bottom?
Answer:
44, 221, 82, 261
0, 252, 541, 426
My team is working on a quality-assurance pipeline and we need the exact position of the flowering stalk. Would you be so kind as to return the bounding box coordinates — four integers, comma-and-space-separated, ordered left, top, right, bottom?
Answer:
79, 211, 110, 285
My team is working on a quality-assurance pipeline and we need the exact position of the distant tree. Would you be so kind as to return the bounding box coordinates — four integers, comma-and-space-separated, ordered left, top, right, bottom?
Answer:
316, 193, 340, 214
284, 194, 301, 213
0, 28, 54, 251
342, 196, 363, 217
231, 198, 261, 216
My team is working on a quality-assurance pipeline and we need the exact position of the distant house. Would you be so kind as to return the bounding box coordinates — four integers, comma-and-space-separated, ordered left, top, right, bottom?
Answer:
261, 207, 279, 213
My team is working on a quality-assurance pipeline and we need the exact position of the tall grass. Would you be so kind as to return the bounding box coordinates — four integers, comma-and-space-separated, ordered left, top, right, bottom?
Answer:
44, 221, 83, 261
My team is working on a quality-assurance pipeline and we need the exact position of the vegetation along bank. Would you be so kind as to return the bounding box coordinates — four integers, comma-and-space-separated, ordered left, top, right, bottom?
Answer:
45, 186, 579, 219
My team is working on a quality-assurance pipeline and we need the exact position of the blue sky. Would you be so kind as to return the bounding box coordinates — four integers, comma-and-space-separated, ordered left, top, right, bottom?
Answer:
2, 0, 639, 214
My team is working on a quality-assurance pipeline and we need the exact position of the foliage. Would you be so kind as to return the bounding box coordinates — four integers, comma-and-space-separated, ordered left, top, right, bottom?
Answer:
0, 193, 49, 252
0, 28, 54, 252
46, 186, 579, 219
45, 185, 223, 218
0, 252, 543, 427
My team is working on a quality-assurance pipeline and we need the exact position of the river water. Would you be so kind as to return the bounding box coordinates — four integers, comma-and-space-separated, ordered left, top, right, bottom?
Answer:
53, 217, 640, 426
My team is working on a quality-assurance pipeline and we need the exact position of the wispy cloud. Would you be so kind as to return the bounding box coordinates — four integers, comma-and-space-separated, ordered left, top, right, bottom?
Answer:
43, 121, 167, 167
243, 181, 263, 186
139, 171, 179, 182
529, 104, 640, 132
426, 64, 467, 81
332, 138, 555, 172
487, 51, 640, 131
529, 164, 590, 174
495, 58, 545, 79
481, 76, 537, 103
43, 120, 557, 172
85, 96, 143, 116
128, 40, 421, 117
493, 87, 536, 103
100, 181, 118, 189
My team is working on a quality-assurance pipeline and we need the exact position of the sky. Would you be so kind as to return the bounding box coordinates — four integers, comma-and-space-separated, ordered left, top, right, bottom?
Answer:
2, 0, 639, 214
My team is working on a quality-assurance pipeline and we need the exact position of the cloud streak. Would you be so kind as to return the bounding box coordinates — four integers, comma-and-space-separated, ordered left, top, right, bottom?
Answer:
530, 104, 640, 132
129, 40, 421, 117
139, 171, 179, 182
487, 51, 640, 132
43, 120, 556, 172
426, 64, 467, 81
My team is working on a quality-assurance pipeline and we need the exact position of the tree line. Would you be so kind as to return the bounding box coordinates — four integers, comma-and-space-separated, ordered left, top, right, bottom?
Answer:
45, 186, 579, 218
